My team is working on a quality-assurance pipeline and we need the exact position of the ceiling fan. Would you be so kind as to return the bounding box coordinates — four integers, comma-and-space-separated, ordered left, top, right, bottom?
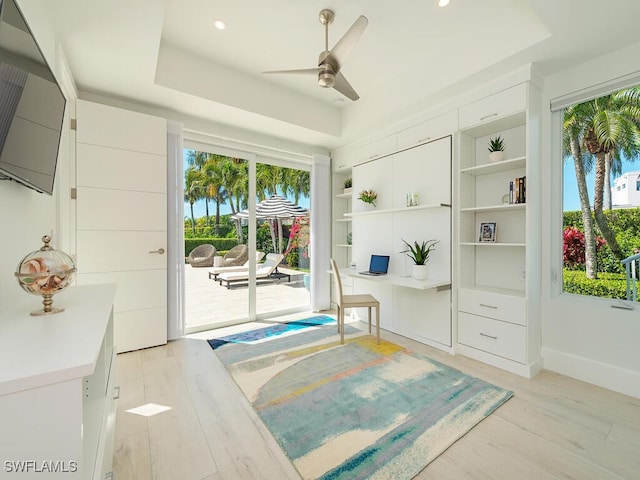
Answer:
263, 9, 368, 101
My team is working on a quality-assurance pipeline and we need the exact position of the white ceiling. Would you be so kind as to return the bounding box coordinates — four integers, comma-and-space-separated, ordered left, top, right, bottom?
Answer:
39, 0, 640, 149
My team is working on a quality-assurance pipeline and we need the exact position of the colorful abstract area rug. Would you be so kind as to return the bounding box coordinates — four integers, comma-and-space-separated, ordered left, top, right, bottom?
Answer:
208, 317, 513, 479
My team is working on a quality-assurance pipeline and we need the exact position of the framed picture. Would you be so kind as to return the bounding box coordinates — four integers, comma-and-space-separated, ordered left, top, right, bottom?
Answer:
479, 222, 497, 242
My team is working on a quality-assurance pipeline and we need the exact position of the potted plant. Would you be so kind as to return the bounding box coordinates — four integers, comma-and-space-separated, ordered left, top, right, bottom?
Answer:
358, 189, 378, 208
343, 177, 352, 194
488, 135, 505, 163
401, 238, 438, 280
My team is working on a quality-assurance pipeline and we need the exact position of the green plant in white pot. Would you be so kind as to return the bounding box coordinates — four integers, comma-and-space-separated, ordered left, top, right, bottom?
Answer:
401, 239, 438, 280
343, 177, 352, 193
488, 135, 505, 163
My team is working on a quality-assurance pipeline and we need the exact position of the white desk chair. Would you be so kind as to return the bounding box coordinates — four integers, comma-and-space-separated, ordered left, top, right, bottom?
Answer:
330, 258, 380, 344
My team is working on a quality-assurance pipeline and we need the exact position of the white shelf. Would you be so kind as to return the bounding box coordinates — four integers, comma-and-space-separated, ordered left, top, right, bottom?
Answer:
460, 203, 526, 213
460, 242, 526, 247
335, 244, 352, 248
334, 191, 352, 199
460, 156, 525, 176
346, 203, 451, 217
339, 268, 450, 291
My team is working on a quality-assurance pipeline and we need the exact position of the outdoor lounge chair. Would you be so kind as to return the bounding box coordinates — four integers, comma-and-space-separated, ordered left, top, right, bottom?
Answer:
220, 244, 249, 267
217, 253, 286, 288
208, 251, 265, 280
188, 244, 216, 267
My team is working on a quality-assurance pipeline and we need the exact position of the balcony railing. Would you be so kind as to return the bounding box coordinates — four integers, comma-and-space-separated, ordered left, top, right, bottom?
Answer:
621, 252, 640, 301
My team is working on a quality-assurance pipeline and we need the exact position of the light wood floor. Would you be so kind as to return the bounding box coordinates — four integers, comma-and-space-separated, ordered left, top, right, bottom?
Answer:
113, 317, 640, 480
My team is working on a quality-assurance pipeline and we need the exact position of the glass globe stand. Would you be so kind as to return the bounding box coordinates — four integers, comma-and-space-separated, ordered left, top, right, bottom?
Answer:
15, 235, 76, 316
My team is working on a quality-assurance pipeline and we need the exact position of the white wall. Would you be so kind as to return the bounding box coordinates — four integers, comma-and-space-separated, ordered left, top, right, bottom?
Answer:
540, 41, 640, 398
0, 0, 73, 313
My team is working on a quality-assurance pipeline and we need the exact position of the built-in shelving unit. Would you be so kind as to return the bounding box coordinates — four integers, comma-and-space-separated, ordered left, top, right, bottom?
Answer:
332, 184, 353, 269
456, 81, 542, 378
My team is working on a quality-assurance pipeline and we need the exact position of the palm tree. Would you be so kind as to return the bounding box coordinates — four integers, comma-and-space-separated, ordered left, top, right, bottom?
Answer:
581, 88, 640, 261
186, 150, 211, 225
203, 156, 227, 236
283, 169, 310, 204
563, 106, 598, 279
220, 158, 248, 242
184, 166, 205, 235
256, 163, 283, 200
604, 149, 625, 210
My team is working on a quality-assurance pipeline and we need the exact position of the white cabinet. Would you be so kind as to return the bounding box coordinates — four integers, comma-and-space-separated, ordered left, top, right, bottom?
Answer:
332, 146, 356, 172
456, 82, 542, 377
0, 285, 118, 479
396, 110, 458, 151
355, 134, 397, 165
458, 83, 527, 131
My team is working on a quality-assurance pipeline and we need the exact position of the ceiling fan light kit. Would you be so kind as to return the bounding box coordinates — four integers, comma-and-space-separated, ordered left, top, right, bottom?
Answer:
263, 9, 368, 101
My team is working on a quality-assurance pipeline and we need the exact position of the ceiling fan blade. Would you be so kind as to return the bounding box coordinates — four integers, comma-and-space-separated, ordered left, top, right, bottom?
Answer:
330, 15, 368, 69
263, 68, 318, 75
333, 72, 359, 101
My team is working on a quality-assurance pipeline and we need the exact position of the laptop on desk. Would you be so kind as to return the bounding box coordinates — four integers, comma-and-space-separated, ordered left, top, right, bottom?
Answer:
359, 255, 390, 276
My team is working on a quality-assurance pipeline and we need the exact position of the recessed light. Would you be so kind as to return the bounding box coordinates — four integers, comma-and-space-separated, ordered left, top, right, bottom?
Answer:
214, 19, 226, 30
438, 0, 450, 6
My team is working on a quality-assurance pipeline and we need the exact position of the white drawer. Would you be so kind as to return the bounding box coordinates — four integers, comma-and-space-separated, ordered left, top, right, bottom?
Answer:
355, 134, 397, 164
458, 288, 526, 326
396, 111, 457, 151
458, 312, 526, 363
458, 83, 526, 130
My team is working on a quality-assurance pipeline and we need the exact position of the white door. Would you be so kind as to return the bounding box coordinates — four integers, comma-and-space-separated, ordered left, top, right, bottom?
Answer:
75, 100, 167, 352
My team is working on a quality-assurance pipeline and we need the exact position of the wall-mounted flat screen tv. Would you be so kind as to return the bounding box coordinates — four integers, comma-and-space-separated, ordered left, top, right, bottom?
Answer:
0, 0, 66, 195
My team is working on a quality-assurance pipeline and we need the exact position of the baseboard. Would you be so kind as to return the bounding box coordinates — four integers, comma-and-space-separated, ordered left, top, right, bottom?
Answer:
456, 344, 539, 378
542, 347, 640, 399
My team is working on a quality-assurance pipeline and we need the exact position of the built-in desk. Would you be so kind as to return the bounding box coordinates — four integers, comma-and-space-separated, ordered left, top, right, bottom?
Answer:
339, 268, 450, 291
337, 269, 453, 351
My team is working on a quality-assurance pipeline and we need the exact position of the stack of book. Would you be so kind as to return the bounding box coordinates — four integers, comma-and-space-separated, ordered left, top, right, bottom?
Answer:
509, 176, 526, 204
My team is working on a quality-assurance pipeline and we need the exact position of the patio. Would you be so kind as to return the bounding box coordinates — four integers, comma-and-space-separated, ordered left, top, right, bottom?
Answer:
184, 263, 312, 333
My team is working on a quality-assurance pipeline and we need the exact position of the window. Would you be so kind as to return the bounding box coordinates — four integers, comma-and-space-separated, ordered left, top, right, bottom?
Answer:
561, 84, 640, 300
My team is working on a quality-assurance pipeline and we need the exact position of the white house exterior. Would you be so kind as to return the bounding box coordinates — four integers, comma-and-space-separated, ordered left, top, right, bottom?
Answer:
611, 171, 640, 207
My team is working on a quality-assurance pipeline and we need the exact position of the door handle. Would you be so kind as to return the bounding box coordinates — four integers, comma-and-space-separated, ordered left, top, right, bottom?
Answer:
149, 248, 165, 254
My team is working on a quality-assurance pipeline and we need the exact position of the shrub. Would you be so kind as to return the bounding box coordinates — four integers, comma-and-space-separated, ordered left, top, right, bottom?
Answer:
563, 208, 640, 274
185, 238, 240, 256
562, 227, 605, 269
562, 269, 636, 300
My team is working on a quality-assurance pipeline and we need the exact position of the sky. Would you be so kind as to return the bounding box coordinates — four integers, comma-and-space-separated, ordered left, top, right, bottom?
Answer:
563, 156, 639, 211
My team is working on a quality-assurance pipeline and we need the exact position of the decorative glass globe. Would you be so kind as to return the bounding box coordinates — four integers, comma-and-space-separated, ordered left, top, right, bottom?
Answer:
15, 235, 76, 316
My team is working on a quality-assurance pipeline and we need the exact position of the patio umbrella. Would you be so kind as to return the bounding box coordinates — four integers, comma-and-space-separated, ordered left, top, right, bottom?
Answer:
233, 195, 309, 254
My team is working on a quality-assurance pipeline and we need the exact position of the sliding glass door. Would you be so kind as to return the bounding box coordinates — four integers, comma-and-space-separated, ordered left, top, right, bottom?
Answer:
254, 160, 312, 320
182, 145, 311, 333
